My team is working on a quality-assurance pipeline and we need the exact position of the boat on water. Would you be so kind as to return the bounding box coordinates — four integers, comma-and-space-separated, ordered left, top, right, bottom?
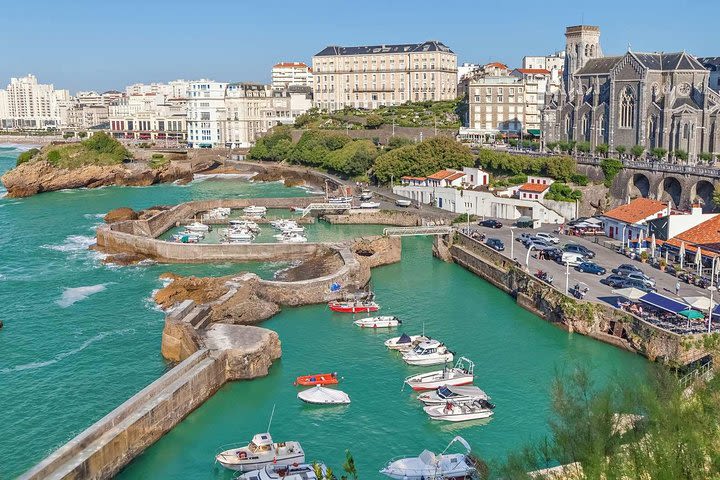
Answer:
277, 232, 308, 243
243, 206, 268, 215
404, 357, 474, 391
294, 372, 339, 386
395, 198, 412, 207
226, 230, 255, 242
417, 385, 489, 406
402, 340, 454, 366
297, 385, 350, 405
384, 333, 430, 351
237, 463, 330, 480
359, 190, 373, 201
353, 316, 401, 328
172, 233, 200, 243
424, 399, 495, 422
290, 206, 306, 213
380, 436, 476, 480
230, 220, 260, 232
359, 201, 381, 209
328, 300, 380, 313
185, 221, 210, 232
215, 433, 305, 472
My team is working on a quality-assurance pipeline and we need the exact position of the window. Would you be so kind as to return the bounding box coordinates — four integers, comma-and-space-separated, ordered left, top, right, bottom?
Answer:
201, 112, 210, 121
620, 87, 635, 128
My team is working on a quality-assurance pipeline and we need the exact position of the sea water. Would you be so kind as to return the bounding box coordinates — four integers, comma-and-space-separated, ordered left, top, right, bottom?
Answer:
0, 146, 647, 478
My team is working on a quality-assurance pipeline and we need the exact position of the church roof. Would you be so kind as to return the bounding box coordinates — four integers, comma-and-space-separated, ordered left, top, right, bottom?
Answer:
631, 51, 706, 71
672, 96, 702, 110
315, 40, 454, 57
575, 56, 623, 75
698, 57, 720, 71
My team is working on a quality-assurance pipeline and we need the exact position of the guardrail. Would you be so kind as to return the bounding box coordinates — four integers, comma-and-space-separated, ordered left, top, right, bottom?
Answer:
383, 226, 453, 236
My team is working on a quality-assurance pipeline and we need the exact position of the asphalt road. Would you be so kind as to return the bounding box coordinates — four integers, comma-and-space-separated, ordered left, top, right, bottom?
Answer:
467, 220, 715, 308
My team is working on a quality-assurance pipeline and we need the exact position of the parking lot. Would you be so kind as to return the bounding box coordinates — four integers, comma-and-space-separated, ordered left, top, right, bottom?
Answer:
468, 220, 714, 309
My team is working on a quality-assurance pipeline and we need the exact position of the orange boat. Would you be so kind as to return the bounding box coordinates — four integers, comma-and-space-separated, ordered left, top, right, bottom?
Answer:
294, 372, 339, 386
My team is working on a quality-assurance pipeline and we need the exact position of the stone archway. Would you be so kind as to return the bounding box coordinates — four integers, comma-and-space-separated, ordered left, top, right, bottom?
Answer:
629, 173, 651, 198
691, 180, 716, 212
659, 177, 682, 208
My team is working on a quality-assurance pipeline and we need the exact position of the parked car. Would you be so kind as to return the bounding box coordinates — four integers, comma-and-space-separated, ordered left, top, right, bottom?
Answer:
528, 239, 555, 251
486, 238, 505, 251
601, 274, 629, 287
545, 248, 564, 261
622, 272, 656, 288
617, 278, 657, 293
517, 232, 534, 243
576, 261, 607, 275
561, 252, 586, 266
612, 264, 643, 275
534, 232, 560, 244
479, 219, 503, 229
563, 243, 596, 258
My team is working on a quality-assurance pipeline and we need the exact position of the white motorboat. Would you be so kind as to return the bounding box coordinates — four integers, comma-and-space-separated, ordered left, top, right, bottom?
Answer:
328, 196, 353, 204
178, 229, 204, 238
353, 316, 401, 328
185, 221, 210, 232
359, 190, 373, 201
226, 230, 255, 242
215, 433, 305, 472
171, 233, 200, 243
404, 357, 474, 391
277, 232, 308, 243
417, 385, 489, 406
395, 199, 412, 207
384, 333, 429, 351
243, 205, 268, 215
402, 340, 454, 366
297, 385, 350, 405
424, 399, 495, 422
380, 436, 476, 480
359, 201, 381, 209
230, 220, 260, 233
237, 463, 330, 480
204, 207, 231, 220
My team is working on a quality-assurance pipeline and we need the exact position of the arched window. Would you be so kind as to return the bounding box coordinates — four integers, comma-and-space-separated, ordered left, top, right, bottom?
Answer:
683, 123, 690, 139
598, 114, 606, 139
590, 45, 595, 57
585, 44, 590, 56
565, 114, 572, 136
648, 116, 657, 148
582, 113, 591, 140
620, 88, 635, 128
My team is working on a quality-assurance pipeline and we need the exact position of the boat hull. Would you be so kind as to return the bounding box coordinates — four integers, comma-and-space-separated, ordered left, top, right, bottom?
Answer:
294, 373, 338, 386
216, 452, 306, 472
328, 302, 379, 313
426, 410, 494, 422
402, 354, 454, 366
406, 377, 473, 391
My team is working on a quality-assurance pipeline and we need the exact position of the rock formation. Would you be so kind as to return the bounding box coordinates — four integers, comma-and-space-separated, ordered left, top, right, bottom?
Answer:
1, 158, 217, 198
104, 207, 139, 223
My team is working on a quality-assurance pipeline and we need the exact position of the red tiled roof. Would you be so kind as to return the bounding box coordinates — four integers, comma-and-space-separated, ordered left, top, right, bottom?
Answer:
674, 214, 720, 246
515, 68, 551, 75
519, 182, 550, 193
427, 170, 456, 180
401, 176, 426, 181
274, 62, 309, 69
485, 62, 508, 69
656, 238, 720, 258
603, 198, 667, 224
445, 172, 465, 182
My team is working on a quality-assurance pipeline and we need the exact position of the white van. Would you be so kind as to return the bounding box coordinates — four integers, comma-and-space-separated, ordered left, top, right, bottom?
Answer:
561, 252, 586, 266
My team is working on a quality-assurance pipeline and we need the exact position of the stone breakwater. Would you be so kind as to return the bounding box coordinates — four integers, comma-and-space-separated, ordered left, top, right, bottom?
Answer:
442, 232, 707, 366
1, 158, 217, 198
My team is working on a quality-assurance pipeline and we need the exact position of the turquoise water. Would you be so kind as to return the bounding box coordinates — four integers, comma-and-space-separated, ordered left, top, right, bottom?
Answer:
0, 145, 647, 479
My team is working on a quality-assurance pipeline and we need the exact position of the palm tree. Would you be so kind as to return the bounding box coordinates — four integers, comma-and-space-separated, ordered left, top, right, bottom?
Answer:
342, 450, 358, 479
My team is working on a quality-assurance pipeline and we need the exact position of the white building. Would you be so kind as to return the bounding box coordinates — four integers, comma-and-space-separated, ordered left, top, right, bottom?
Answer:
400, 167, 489, 188
522, 51, 565, 71
467, 75, 526, 136
0, 74, 70, 129
517, 176, 554, 201
186, 80, 227, 147
601, 198, 670, 244
457, 63, 481, 83
272, 62, 313, 90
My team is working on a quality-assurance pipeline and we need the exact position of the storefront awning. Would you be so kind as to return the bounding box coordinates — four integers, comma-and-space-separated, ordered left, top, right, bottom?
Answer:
639, 292, 689, 314
527, 129, 542, 136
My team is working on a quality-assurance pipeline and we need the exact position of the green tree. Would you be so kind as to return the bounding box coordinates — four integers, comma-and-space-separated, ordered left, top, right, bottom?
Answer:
365, 113, 384, 129
77, 131, 87, 139
62, 132, 74, 139
630, 145, 645, 159
594, 143, 609, 157
46, 149, 62, 165
81, 132, 129, 161
600, 158, 623, 187
544, 156, 577, 182
294, 113, 313, 128
576, 141, 591, 153
545, 141, 559, 152
324, 140, 378, 177
288, 130, 351, 166
571, 173, 589, 186
373, 136, 473, 183
387, 136, 412, 150
650, 147, 667, 161
15, 148, 40, 166
699, 152, 713, 163
674, 149, 689, 162
545, 182, 582, 202
615, 145, 627, 156
342, 450, 358, 480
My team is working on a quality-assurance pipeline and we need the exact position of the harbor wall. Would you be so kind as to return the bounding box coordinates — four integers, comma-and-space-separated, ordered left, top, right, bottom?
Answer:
322, 210, 436, 226
445, 232, 707, 366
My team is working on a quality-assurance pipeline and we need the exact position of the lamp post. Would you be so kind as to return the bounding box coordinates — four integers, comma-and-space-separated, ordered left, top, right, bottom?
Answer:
565, 260, 570, 295
525, 245, 535, 271
709, 286, 717, 333
621, 225, 626, 251
510, 227, 516, 261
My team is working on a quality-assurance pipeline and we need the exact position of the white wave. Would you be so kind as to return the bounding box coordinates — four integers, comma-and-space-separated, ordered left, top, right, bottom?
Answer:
42, 235, 95, 253
0, 143, 38, 152
273, 260, 302, 278
0, 328, 135, 374
144, 289, 165, 313
83, 213, 106, 220
56, 283, 110, 307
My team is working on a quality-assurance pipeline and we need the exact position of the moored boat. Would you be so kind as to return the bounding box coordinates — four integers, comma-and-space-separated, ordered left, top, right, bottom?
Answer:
243, 205, 268, 215
294, 372, 339, 386
359, 190, 373, 200
215, 433, 305, 472
404, 357, 474, 391
328, 300, 380, 313
277, 232, 308, 243
395, 198, 412, 207
328, 196, 353, 204
185, 221, 210, 232
230, 220, 260, 232
423, 399, 495, 422
380, 436, 476, 480
401, 340, 454, 366
417, 385, 489, 406
171, 233, 201, 243
359, 201, 381, 209
237, 463, 330, 480
297, 385, 350, 405
384, 333, 429, 351
353, 316, 401, 328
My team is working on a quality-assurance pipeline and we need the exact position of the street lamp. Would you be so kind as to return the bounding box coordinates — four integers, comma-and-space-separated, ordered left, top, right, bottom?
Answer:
621, 225, 627, 251
565, 260, 570, 295
525, 245, 535, 271
709, 286, 717, 333
510, 226, 516, 261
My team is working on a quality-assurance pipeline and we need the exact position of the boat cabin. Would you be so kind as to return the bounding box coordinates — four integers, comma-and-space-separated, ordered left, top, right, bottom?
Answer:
249, 433, 274, 453
412, 341, 441, 355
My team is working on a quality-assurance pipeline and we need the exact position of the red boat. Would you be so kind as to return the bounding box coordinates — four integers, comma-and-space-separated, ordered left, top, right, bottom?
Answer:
294, 372, 339, 386
328, 300, 380, 313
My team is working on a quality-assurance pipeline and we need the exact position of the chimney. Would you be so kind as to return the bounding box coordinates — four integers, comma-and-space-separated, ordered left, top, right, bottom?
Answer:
691, 203, 703, 216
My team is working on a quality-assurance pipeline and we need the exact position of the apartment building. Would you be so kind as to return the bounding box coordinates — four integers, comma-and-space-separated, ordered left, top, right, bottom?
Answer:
522, 51, 565, 71
467, 75, 526, 136
0, 74, 71, 129
312, 40, 457, 111
272, 62, 313, 90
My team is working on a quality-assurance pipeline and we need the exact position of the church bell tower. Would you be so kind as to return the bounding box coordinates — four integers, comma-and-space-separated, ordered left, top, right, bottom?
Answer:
563, 25, 603, 95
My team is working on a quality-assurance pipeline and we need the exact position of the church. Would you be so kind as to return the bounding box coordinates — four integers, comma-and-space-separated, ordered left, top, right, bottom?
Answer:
542, 25, 720, 161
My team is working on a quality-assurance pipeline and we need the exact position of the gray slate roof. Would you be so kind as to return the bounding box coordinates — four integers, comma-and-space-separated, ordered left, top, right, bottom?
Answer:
672, 96, 701, 110
315, 40, 454, 57
698, 57, 720, 71
575, 56, 623, 75
631, 51, 706, 71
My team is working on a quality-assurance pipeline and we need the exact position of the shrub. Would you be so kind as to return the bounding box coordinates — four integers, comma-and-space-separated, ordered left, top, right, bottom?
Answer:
571, 173, 589, 186
63, 132, 74, 139
365, 114, 384, 129
545, 182, 582, 202
595, 143, 609, 157
507, 174, 528, 185
387, 136, 412, 150
248, 127, 294, 161
576, 141, 591, 153
476, 148, 576, 181
16, 148, 40, 166
615, 145, 627, 156
149, 154, 168, 169
77, 131, 87, 139
650, 147, 667, 160
674, 149, 689, 162
699, 152, 713, 163
46, 150, 62, 165
630, 145, 645, 159
600, 158, 623, 187
451, 214, 479, 224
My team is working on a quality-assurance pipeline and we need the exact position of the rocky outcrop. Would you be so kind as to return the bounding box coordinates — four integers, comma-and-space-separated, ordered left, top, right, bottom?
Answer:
1, 158, 217, 198
154, 273, 231, 310
104, 207, 139, 223
351, 235, 402, 269
204, 324, 282, 380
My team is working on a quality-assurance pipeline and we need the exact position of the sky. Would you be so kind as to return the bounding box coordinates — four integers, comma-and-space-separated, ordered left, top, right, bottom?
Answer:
2, 0, 718, 93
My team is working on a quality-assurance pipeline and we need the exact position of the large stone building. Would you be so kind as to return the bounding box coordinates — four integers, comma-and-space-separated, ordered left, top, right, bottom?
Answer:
542, 25, 720, 161
312, 40, 457, 111
0, 74, 71, 130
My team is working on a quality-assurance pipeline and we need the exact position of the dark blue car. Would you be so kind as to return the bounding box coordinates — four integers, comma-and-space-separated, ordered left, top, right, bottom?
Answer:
576, 261, 606, 275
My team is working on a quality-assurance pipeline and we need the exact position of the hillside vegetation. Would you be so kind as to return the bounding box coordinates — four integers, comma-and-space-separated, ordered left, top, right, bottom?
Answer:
16, 132, 130, 169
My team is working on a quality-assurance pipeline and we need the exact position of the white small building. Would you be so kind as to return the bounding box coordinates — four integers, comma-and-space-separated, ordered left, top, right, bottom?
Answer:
517, 176, 554, 201
601, 198, 670, 244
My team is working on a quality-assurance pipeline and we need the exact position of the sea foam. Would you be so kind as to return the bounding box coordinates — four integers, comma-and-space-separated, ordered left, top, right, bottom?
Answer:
42, 235, 95, 253
56, 283, 110, 307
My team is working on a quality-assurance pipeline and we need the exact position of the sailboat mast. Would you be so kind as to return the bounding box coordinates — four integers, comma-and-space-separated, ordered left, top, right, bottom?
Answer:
267, 404, 276, 433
